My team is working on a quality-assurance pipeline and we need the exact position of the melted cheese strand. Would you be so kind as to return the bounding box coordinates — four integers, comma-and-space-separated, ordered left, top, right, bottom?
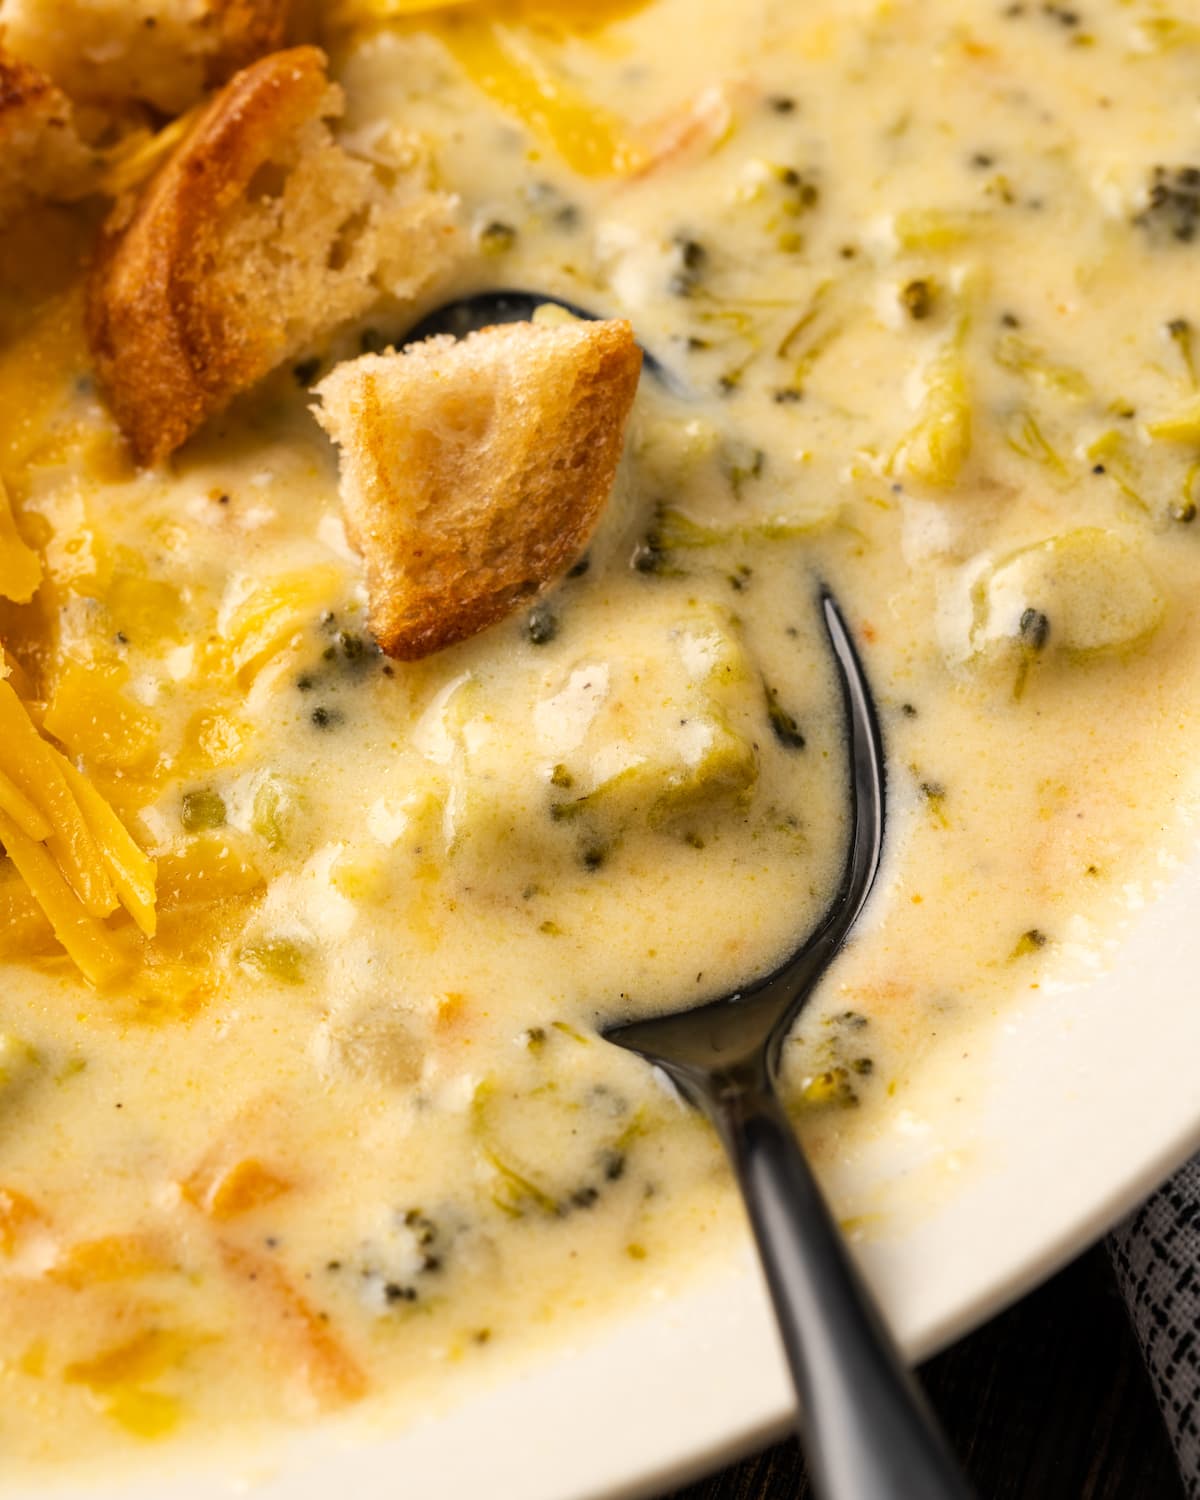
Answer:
0, 809, 129, 988
0, 766, 53, 842
0, 872, 54, 956
0, 681, 117, 917
0, 677, 157, 965
436, 19, 646, 177
0, 478, 42, 604
96, 106, 203, 200
55, 755, 157, 939
222, 566, 344, 686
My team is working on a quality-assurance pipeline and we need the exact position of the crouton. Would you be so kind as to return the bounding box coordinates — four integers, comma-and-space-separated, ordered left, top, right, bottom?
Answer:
0, 47, 92, 227
85, 45, 460, 467
313, 319, 642, 661
0, 0, 293, 115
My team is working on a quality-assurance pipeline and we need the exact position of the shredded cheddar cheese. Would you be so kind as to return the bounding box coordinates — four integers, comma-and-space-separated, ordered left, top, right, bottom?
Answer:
96, 106, 205, 200
334, 0, 652, 176
219, 566, 345, 686
0, 676, 157, 982
0, 478, 42, 603
435, 18, 647, 177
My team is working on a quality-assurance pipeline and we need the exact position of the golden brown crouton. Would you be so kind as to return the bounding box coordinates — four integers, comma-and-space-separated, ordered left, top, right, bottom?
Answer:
0, 0, 294, 115
0, 47, 92, 227
313, 319, 643, 661
85, 45, 460, 467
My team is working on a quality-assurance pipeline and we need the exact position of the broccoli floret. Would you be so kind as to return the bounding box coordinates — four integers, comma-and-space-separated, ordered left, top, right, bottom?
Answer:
1135, 167, 1200, 244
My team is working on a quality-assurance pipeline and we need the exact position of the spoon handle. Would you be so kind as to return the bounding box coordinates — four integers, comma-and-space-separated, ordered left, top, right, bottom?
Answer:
707, 1078, 976, 1500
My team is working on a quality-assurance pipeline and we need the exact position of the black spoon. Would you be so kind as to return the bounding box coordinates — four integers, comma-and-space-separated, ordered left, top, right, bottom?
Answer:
403, 287, 689, 394
401, 290, 977, 1500
605, 589, 974, 1500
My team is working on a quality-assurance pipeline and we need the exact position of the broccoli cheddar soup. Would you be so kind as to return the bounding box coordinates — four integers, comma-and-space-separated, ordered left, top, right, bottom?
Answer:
4, 0, 1200, 1475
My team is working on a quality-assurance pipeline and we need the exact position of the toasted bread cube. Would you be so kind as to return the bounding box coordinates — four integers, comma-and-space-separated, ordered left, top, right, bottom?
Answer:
85, 45, 460, 466
313, 319, 643, 660
0, 47, 92, 226
1, 0, 292, 115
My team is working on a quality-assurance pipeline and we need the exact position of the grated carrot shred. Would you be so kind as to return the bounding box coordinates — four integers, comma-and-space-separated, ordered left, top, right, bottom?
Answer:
220, 1241, 368, 1407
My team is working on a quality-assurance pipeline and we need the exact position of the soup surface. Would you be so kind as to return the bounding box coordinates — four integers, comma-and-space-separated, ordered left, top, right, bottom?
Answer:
3, 0, 1200, 1475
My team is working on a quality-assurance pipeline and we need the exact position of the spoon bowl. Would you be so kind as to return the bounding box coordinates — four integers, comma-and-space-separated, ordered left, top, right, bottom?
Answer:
403, 287, 688, 394
604, 588, 884, 1090
605, 586, 975, 1500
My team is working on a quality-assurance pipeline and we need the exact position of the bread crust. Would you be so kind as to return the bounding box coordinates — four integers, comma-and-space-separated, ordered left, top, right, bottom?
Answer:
0, 50, 56, 121
86, 43, 459, 467
206, 0, 295, 87
0, 46, 92, 225
0, 0, 293, 115
85, 46, 331, 466
315, 319, 643, 661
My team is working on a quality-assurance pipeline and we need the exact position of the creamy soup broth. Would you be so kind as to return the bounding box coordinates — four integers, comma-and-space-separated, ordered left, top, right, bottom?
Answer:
3, 0, 1200, 1472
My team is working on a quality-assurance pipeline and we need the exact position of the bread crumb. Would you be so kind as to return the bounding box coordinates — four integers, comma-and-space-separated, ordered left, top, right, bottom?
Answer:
0, 46, 93, 228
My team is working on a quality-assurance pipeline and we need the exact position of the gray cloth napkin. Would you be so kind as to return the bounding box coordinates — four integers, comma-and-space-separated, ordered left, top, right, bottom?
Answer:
1109, 1157, 1200, 1498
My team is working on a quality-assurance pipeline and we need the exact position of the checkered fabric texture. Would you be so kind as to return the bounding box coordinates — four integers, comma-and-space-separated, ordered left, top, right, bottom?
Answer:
1109, 1159, 1200, 1499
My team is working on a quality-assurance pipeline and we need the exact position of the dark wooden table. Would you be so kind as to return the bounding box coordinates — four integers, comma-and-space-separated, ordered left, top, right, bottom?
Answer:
666, 1247, 1182, 1500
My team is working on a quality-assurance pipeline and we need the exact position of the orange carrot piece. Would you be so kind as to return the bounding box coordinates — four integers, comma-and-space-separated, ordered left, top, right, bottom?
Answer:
220, 1241, 368, 1407
183, 1158, 291, 1221
0, 1186, 44, 1254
